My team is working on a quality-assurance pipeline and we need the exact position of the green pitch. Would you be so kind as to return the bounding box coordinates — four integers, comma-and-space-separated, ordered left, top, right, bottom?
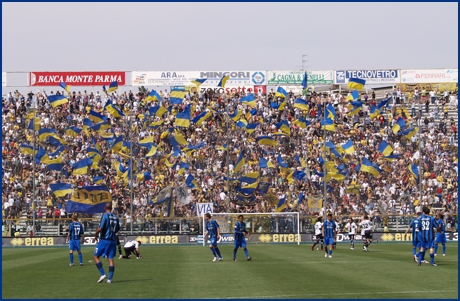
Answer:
2, 243, 458, 299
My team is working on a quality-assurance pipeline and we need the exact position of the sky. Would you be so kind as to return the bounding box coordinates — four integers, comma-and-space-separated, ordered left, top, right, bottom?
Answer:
2, 2, 458, 90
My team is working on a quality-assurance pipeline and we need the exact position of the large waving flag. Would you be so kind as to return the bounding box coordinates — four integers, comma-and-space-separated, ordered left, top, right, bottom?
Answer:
294, 98, 309, 111
107, 81, 118, 93
38, 128, 57, 141
408, 164, 419, 179
360, 158, 382, 177
192, 110, 212, 126
277, 154, 288, 168
28, 117, 41, 131
66, 126, 82, 138
20, 144, 36, 155
275, 86, 287, 98
50, 183, 73, 198
347, 78, 366, 90
233, 151, 245, 174
377, 97, 391, 110
239, 172, 259, 185
342, 140, 354, 155
392, 117, 406, 134
89, 110, 106, 124
321, 118, 336, 132
149, 105, 167, 117
256, 136, 278, 146
293, 118, 311, 129
48, 94, 68, 108
240, 94, 256, 107
191, 78, 207, 86
185, 174, 199, 189
244, 123, 259, 134
59, 82, 71, 93
147, 89, 163, 102
72, 158, 93, 175
175, 105, 191, 128
369, 106, 381, 119
399, 127, 419, 139
228, 110, 242, 122
378, 141, 393, 156
275, 120, 291, 136
67, 185, 112, 214
104, 100, 125, 118
276, 195, 287, 212
169, 91, 186, 105
217, 75, 230, 88
326, 104, 337, 121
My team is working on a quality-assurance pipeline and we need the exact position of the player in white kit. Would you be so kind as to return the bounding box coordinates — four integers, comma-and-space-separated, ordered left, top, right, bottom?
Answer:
359, 216, 373, 252
345, 218, 358, 250
311, 217, 324, 251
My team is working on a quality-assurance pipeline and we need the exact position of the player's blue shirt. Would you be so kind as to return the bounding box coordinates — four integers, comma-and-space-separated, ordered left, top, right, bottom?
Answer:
234, 221, 247, 241
205, 219, 219, 238
409, 217, 421, 242
418, 214, 436, 242
68, 222, 84, 241
99, 212, 120, 241
323, 220, 336, 238
436, 218, 446, 233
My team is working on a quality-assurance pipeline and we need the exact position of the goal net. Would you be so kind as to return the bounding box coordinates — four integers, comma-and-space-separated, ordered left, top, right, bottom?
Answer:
201, 212, 300, 246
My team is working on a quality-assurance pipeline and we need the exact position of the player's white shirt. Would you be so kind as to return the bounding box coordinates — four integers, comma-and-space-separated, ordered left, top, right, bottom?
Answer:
345, 222, 357, 235
124, 240, 139, 249
314, 221, 323, 235
359, 220, 373, 235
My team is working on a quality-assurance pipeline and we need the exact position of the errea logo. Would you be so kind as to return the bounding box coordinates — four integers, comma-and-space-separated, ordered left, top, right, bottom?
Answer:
258, 234, 272, 243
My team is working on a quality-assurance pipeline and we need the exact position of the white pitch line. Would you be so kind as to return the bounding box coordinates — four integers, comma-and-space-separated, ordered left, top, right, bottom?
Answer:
221, 289, 458, 299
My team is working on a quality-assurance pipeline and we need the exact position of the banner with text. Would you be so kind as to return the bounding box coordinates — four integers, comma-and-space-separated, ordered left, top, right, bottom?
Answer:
267, 70, 334, 85
132, 71, 267, 86
400, 69, 458, 84
335, 69, 400, 85
196, 203, 213, 217
199, 86, 257, 94
2, 72, 6, 87
396, 83, 458, 93
29, 72, 126, 86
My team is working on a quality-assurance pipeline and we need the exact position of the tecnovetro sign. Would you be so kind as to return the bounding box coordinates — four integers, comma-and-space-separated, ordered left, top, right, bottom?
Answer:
335, 69, 400, 85
131, 71, 266, 86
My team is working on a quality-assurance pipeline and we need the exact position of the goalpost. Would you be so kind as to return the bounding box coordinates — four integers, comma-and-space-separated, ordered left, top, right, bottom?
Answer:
202, 212, 301, 246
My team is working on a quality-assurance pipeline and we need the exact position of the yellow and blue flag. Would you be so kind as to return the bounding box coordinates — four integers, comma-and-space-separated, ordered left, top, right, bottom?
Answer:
240, 94, 256, 107
147, 89, 163, 102
89, 110, 106, 124
186, 174, 199, 189
228, 110, 242, 122
72, 158, 93, 175
275, 86, 287, 98
348, 78, 366, 90
342, 140, 354, 154
104, 100, 125, 118
399, 127, 419, 139
276, 195, 286, 212
392, 118, 406, 134
256, 136, 278, 146
149, 105, 167, 117
136, 172, 152, 182
169, 133, 188, 147
293, 118, 311, 129
244, 123, 258, 134
92, 176, 104, 184
239, 172, 259, 185
326, 104, 336, 120
233, 151, 245, 174
48, 94, 68, 108
67, 185, 112, 214
294, 98, 309, 111
35, 148, 49, 164
377, 97, 391, 110
107, 81, 118, 93
383, 154, 401, 162
191, 78, 207, 86
50, 183, 73, 198
236, 119, 248, 128
277, 154, 288, 168
59, 82, 71, 93
378, 141, 393, 156
369, 106, 380, 119
408, 164, 419, 179
28, 117, 41, 131
275, 120, 291, 136
169, 91, 186, 105
321, 118, 336, 132
38, 128, 57, 141
360, 158, 382, 177
66, 126, 82, 137
20, 144, 36, 155
83, 118, 93, 133
217, 75, 229, 88
111, 135, 123, 152
192, 110, 212, 126
174, 104, 191, 128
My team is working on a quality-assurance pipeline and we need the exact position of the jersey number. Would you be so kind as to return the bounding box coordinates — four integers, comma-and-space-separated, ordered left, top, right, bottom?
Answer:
421, 221, 430, 231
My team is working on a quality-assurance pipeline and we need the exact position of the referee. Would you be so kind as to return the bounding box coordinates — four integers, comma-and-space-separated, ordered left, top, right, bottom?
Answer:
119, 240, 142, 259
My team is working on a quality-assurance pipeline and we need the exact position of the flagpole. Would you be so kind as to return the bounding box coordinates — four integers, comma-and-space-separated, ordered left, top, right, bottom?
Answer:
225, 109, 231, 209
418, 123, 422, 209
130, 100, 134, 235
323, 102, 327, 213
32, 109, 36, 236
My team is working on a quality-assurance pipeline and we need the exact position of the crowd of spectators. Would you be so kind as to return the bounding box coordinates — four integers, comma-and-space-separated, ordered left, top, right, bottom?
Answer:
1, 85, 458, 235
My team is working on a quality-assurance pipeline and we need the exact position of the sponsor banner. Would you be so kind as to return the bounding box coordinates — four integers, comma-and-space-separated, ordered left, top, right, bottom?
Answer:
29, 71, 126, 86
126, 235, 185, 245
401, 69, 458, 84
4, 236, 61, 247
396, 83, 458, 93
253, 85, 267, 95
267, 70, 334, 85
335, 69, 400, 85
2, 72, 6, 87
132, 71, 267, 86
196, 203, 213, 217
199, 86, 256, 95
190, 234, 309, 244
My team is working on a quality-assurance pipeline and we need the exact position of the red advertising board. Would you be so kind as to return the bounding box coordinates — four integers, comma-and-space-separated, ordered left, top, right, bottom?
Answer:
29, 72, 126, 86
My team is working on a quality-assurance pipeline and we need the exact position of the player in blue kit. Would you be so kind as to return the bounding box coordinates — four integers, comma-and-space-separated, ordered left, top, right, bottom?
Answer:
67, 215, 85, 266
322, 214, 338, 258
233, 215, 251, 261
434, 213, 447, 257
204, 213, 223, 262
417, 207, 437, 266
404, 212, 422, 262
93, 203, 121, 283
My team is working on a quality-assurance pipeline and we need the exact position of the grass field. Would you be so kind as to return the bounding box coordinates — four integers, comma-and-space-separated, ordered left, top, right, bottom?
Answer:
2, 243, 458, 299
